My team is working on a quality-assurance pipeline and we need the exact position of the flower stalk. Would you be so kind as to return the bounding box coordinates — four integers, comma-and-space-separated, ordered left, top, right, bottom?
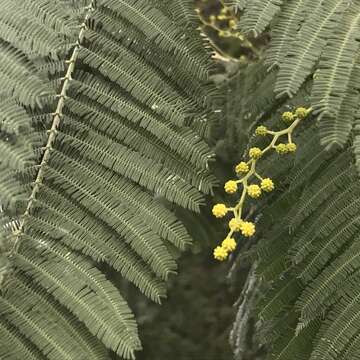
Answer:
212, 107, 312, 261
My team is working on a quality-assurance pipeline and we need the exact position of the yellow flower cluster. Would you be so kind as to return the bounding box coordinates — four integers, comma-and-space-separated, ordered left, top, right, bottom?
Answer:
229, 218, 243, 231
275, 143, 288, 154
282, 111, 294, 123
261, 178, 275, 192
287, 143, 297, 152
235, 162, 249, 173
247, 184, 261, 198
241, 222, 256, 237
295, 107, 308, 119
195, 1, 260, 64
222, 238, 237, 251
195, 3, 240, 39
276, 142, 297, 154
212, 203, 228, 218
255, 126, 268, 136
213, 246, 228, 261
212, 107, 312, 261
224, 180, 238, 194
249, 147, 262, 159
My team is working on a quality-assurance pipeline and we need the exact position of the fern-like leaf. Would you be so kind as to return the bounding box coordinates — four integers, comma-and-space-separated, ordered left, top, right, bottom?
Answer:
311, 4, 360, 120
239, 0, 284, 37
0, 0, 217, 358
275, 0, 348, 98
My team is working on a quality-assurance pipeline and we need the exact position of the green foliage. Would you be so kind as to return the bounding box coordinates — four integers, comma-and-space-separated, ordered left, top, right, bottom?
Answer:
224, 60, 360, 359
224, 0, 248, 12
237, 0, 360, 154
220, 5, 360, 356
0, 0, 218, 359
238, 0, 284, 37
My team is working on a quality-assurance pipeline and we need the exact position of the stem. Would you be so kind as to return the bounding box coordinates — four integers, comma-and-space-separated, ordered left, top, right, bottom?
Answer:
213, 108, 312, 259
236, 182, 248, 219
11, 2, 96, 254
224, 109, 312, 241
197, 2, 261, 60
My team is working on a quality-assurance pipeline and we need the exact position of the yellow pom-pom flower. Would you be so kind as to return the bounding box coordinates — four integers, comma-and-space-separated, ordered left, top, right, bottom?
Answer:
249, 147, 262, 159
286, 143, 297, 152
282, 111, 295, 123
241, 221, 256, 237
295, 107, 309, 119
261, 178, 275, 192
255, 126, 268, 136
235, 162, 249, 174
275, 143, 288, 154
222, 238, 237, 252
213, 246, 228, 261
229, 218, 243, 232
209, 15, 216, 22
229, 19, 237, 29
212, 204, 228, 218
247, 184, 262, 198
210, 107, 310, 262
224, 180, 238, 194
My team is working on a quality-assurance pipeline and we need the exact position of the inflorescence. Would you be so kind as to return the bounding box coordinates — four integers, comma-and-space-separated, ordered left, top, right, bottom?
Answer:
194, 1, 259, 62
195, 5, 240, 39
212, 107, 312, 261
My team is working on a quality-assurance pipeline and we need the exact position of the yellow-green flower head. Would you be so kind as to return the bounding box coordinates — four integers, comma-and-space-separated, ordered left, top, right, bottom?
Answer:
255, 125, 268, 136
261, 178, 275, 192
229, 218, 243, 232
209, 15, 216, 22
219, 30, 231, 37
235, 161, 249, 174
229, 19, 237, 29
286, 142, 297, 152
222, 238, 237, 252
241, 221, 256, 237
249, 147, 262, 159
295, 107, 309, 120
212, 203, 228, 218
247, 184, 262, 198
213, 246, 228, 261
275, 143, 289, 154
224, 180, 238, 194
282, 111, 295, 123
